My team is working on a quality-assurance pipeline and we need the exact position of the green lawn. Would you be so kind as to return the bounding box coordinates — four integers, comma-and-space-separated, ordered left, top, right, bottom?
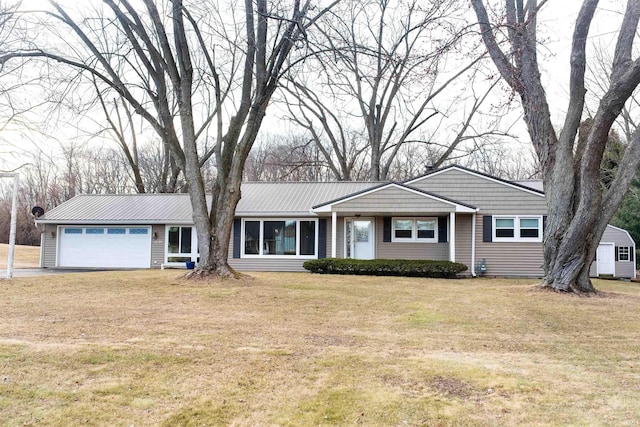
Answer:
1, 270, 639, 426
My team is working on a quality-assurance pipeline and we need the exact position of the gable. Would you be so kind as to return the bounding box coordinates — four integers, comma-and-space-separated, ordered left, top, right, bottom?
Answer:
313, 183, 475, 214
407, 168, 547, 214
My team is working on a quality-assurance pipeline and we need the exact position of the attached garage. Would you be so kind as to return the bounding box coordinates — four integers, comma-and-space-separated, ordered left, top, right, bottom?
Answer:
58, 226, 152, 268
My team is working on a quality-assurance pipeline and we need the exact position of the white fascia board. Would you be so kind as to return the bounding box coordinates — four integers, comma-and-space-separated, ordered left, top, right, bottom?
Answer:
406, 166, 546, 198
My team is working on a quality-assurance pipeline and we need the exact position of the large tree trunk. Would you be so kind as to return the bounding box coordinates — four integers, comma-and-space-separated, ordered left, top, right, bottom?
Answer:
472, 0, 640, 293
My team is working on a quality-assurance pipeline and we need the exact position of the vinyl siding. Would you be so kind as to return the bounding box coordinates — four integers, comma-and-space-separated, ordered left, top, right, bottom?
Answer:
589, 225, 636, 278
409, 168, 547, 214
333, 187, 455, 214
151, 224, 165, 268
455, 214, 473, 276
42, 224, 57, 268
474, 215, 545, 277
375, 217, 448, 259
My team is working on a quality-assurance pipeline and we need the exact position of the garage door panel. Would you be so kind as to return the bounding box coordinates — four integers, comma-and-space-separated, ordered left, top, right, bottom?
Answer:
58, 226, 151, 268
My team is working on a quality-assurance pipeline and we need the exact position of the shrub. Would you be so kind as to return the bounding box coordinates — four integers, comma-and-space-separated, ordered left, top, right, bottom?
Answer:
303, 258, 468, 278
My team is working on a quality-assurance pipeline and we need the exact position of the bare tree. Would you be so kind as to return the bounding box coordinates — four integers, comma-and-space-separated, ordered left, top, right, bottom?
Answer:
3, 0, 338, 277
283, 0, 505, 181
471, 0, 640, 292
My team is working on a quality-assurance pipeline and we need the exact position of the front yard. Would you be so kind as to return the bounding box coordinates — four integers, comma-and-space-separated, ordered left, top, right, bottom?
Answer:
1, 270, 639, 425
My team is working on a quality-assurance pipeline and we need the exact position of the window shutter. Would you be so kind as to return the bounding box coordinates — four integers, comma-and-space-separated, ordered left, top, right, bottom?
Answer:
383, 217, 391, 242
615, 246, 619, 262
233, 218, 241, 259
318, 219, 327, 259
438, 216, 448, 243
483, 215, 493, 242
542, 215, 547, 234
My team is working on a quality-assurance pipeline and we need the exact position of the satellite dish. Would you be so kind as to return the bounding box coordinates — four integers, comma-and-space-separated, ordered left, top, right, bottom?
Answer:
31, 206, 45, 218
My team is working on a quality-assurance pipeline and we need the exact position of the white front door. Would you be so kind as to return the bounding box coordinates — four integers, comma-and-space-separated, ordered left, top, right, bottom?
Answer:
346, 218, 374, 260
596, 243, 615, 276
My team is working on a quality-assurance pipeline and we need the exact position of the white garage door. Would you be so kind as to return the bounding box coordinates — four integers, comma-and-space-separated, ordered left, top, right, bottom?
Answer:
58, 226, 152, 268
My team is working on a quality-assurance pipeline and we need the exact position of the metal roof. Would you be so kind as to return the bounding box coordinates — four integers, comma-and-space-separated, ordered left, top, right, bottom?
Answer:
37, 181, 382, 223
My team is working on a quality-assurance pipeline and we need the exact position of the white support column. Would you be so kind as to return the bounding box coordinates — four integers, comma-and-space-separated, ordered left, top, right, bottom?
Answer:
1, 173, 19, 279
471, 212, 477, 276
331, 211, 337, 258
449, 211, 456, 262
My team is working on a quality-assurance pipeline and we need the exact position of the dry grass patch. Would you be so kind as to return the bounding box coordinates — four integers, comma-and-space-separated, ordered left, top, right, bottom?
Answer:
1, 271, 640, 425
0, 244, 40, 269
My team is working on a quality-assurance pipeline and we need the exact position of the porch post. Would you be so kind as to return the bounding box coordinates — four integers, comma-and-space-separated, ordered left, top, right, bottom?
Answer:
471, 212, 476, 276
331, 211, 337, 258
449, 212, 456, 262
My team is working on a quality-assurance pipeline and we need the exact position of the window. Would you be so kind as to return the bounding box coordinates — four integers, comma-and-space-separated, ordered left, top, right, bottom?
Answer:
618, 246, 631, 262
493, 216, 542, 242
86, 228, 104, 234
242, 219, 317, 257
167, 226, 193, 262
64, 228, 83, 234
107, 228, 126, 235
129, 228, 149, 235
392, 217, 438, 243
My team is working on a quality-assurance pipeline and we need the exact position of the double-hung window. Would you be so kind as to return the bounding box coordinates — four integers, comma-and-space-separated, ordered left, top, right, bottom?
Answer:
392, 217, 437, 243
493, 216, 542, 242
618, 246, 631, 262
242, 219, 317, 257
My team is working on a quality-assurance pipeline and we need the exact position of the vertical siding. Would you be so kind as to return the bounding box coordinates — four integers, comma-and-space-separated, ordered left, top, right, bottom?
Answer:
454, 214, 473, 275
151, 224, 165, 269
475, 215, 545, 277
42, 224, 57, 268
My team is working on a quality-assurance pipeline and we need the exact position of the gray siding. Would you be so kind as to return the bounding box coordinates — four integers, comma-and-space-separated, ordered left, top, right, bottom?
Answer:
42, 224, 57, 268
454, 214, 473, 276
475, 215, 545, 277
375, 217, 448, 260
151, 224, 165, 268
333, 186, 455, 214
409, 168, 547, 214
589, 225, 636, 278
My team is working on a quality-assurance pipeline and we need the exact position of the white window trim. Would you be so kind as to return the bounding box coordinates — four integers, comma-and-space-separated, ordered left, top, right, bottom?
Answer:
241, 218, 318, 259
165, 225, 198, 264
391, 217, 438, 243
618, 246, 631, 262
493, 215, 543, 242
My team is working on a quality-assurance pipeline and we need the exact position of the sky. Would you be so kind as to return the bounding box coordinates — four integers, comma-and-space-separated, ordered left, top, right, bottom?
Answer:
0, 0, 632, 175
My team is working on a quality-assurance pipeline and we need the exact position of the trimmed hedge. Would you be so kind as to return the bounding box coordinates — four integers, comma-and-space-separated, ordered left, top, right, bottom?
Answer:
303, 258, 468, 278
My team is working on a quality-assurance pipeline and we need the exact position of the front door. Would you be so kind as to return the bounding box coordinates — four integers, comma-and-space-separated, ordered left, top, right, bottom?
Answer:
346, 218, 374, 260
596, 243, 615, 276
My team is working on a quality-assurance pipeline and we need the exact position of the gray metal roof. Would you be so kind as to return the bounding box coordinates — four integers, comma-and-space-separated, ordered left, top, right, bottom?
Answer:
37, 181, 382, 223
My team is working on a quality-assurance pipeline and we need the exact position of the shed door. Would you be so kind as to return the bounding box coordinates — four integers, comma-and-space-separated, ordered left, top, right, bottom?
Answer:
58, 226, 151, 268
596, 243, 615, 276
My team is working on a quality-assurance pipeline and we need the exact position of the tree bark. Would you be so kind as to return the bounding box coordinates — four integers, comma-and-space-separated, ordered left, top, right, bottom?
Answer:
472, 0, 640, 293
